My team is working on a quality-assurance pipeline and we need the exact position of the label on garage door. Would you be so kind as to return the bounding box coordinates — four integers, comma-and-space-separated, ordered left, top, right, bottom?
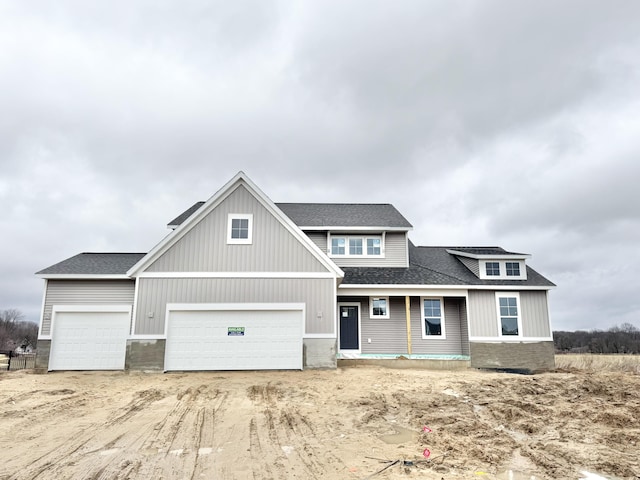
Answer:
227, 327, 245, 336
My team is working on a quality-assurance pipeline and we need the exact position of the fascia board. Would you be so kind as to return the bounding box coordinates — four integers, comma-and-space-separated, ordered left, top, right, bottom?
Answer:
36, 274, 132, 280
446, 249, 531, 260
339, 284, 555, 291
300, 226, 412, 232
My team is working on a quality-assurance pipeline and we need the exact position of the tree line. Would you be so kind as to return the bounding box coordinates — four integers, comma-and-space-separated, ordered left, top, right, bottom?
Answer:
0, 309, 39, 352
554, 323, 640, 354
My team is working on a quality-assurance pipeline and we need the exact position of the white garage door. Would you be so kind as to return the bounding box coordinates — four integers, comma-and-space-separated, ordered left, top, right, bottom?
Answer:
165, 306, 304, 371
49, 310, 130, 370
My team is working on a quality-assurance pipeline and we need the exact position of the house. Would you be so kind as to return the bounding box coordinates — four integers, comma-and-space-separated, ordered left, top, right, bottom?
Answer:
35, 172, 555, 373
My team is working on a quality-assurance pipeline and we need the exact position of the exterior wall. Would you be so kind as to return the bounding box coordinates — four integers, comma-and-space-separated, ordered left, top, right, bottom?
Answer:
306, 231, 408, 267
468, 290, 552, 339
339, 296, 408, 354
411, 297, 467, 355
303, 338, 337, 368
34, 339, 51, 372
41, 280, 135, 336
458, 257, 480, 277
126, 339, 166, 371
134, 277, 336, 335
146, 185, 327, 273
470, 341, 555, 372
459, 298, 470, 356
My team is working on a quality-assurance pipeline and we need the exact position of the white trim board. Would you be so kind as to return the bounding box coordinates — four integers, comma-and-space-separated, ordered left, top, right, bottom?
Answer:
36, 274, 131, 280
469, 337, 553, 342
137, 272, 337, 279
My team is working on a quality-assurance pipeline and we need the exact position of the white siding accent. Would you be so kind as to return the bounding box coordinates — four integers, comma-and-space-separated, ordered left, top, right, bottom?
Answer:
41, 280, 135, 337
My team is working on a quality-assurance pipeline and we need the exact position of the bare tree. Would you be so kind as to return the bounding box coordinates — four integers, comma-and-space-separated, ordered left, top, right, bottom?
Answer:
0, 309, 25, 323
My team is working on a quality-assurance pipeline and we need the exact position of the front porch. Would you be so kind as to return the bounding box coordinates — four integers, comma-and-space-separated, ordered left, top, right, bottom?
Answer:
336, 295, 470, 360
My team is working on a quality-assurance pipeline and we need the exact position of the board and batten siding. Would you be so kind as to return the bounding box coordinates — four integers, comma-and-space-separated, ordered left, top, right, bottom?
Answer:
468, 290, 551, 338
41, 280, 135, 336
146, 185, 327, 273
135, 277, 335, 336
411, 297, 467, 355
305, 231, 408, 267
339, 296, 408, 354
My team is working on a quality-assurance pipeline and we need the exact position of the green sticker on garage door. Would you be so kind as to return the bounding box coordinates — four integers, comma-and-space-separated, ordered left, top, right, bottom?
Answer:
228, 327, 245, 336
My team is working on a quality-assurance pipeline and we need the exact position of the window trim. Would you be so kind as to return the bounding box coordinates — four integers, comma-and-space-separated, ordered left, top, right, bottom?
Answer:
420, 296, 446, 340
328, 235, 385, 258
485, 261, 500, 276
479, 260, 526, 280
369, 296, 389, 319
227, 213, 253, 245
495, 292, 522, 338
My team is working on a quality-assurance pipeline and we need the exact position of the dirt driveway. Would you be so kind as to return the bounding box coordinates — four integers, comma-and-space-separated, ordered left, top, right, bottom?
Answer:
1, 366, 639, 480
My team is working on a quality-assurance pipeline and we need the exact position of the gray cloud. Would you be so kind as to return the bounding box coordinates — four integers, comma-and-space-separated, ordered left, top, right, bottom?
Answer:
1, 1, 639, 331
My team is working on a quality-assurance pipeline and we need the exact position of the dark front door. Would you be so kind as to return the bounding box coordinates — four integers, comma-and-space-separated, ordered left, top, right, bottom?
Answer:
339, 305, 359, 350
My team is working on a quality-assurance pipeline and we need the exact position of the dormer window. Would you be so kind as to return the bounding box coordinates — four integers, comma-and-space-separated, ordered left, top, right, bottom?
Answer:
329, 235, 384, 257
506, 262, 520, 276
486, 262, 500, 276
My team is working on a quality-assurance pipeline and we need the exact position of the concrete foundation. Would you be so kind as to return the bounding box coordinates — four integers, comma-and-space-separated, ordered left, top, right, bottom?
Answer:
470, 341, 555, 372
34, 339, 51, 373
303, 338, 337, 369
125, 339, 166, 371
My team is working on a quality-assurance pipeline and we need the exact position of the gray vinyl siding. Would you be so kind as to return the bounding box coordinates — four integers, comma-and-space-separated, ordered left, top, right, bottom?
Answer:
468, 290, 497, 337
306, 232, 327, 252
468, 290, 551, 338
339, 296, 407, 354
135, 277, 335, 335
459, 298, 470, 355
411, 297, 466, 355
458, 257, 480, 277
41, 280, 135, 336
147, 185, 327, 273
324, 232, 408, 267
521, 291, 551, 337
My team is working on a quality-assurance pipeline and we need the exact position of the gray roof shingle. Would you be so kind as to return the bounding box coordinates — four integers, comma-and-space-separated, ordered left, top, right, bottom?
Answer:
36, 253, 146, 275
341, 244, 555, 287
446, 247, 528, 256
168, 201, 205, 227
276, 203, 412, 228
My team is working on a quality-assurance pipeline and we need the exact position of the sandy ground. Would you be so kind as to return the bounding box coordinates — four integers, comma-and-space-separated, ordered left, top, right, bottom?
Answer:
0, 366, 639, 480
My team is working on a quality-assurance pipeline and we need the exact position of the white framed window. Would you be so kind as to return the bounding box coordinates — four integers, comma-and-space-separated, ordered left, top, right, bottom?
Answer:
479, 260, 526, 280
485, 262, 500, 276
329, 235, 383, 257
421, 297, 446, 339
369, 296, 389, 319
227, 214, 253, 244
505, 262, 520, 276
496, 292, 522, 337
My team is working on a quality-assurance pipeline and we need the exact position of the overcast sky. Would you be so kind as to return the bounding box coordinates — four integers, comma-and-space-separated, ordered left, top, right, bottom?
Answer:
1, 1, 639, 332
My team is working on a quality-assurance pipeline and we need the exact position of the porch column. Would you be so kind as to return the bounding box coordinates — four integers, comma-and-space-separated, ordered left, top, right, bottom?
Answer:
405, 296, 412, 355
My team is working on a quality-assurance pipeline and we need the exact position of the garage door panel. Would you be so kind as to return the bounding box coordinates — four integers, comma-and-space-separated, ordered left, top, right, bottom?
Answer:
49, 311, 129, 371
165, 308, 303, 371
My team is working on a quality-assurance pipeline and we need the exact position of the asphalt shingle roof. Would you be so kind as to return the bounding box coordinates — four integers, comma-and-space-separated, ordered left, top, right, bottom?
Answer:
341, 244, 555, 287
276, 203, 412, 228
446, 247, 528, 256
36, 253, 146, 275
167, 201, 206, 227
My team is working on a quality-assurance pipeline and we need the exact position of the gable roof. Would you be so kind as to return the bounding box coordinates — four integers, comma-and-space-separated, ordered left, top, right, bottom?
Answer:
128, 171, 344, 278
275, 203, 413, 230
167, 201, 205, 228
36, 253, 146, 278
340, 243, 555, 288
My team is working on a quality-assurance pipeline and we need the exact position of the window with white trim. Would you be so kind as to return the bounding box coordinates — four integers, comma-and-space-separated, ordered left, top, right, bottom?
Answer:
421, 297, 445, 339
227, 214, 253, 244
506, 262, 520, 276
329, 235, 383, 257
496, 292, 521, 336
370, 297, 389, 319
486, 262, 500, 276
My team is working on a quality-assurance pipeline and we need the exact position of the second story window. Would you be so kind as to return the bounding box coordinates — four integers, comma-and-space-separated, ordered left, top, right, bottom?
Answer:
329, 235, 383, 257
227, 214, 253, 244
506, 262, 520, 276
486, 262, 500, 276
